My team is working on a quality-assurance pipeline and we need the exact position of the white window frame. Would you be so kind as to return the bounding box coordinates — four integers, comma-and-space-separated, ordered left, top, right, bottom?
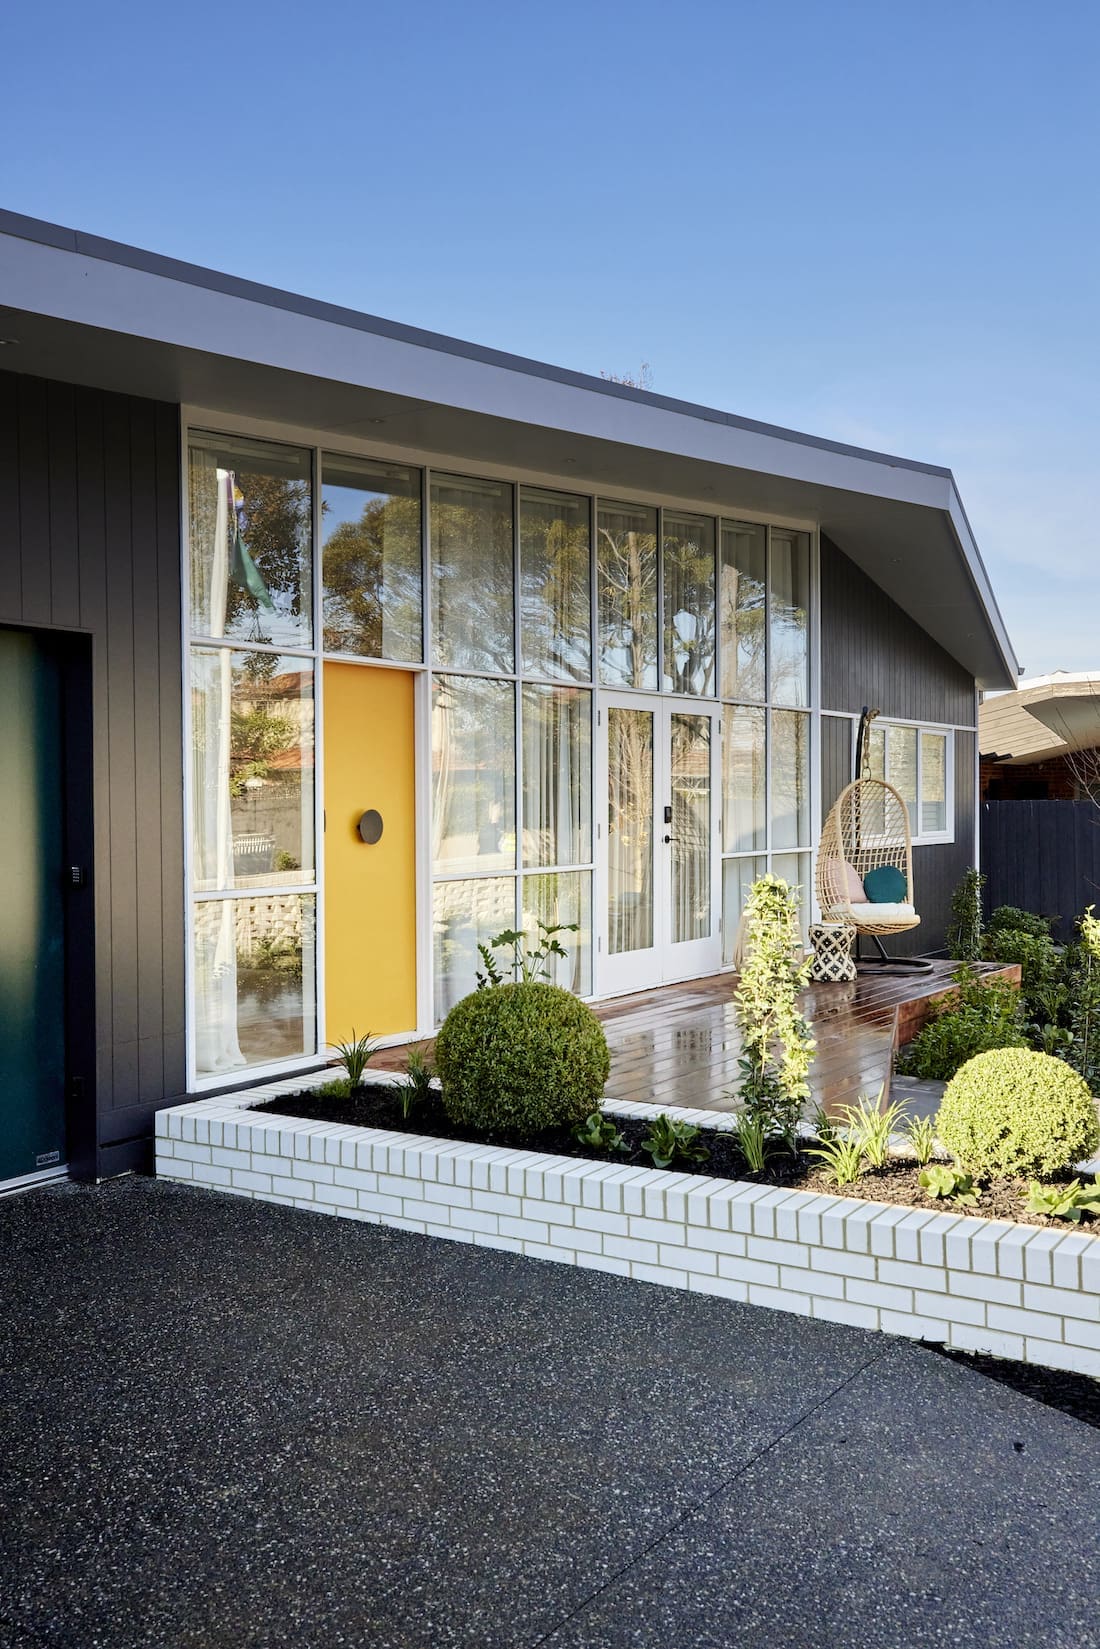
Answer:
856, 717, 955, 846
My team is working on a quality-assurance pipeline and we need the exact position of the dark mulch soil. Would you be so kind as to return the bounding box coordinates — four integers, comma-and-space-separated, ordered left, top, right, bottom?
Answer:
254, 1083, 1100, 1238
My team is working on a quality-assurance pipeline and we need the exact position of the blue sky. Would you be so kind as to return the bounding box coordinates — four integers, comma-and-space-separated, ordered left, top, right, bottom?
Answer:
5, 0, 1098, 677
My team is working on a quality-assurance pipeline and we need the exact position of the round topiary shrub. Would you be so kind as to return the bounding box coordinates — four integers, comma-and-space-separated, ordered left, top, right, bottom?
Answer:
936, 1048, 1100, 1179
435, 982, 610, 1137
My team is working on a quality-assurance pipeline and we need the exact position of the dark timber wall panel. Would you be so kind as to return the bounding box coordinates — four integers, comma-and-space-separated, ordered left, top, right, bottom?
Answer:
981, 801, 1100, 943
0, 369, 184, 1172
819, 534, 979, 955
820, 534, 977, 725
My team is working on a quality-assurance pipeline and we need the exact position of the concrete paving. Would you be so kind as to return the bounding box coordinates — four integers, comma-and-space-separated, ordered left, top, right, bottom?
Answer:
1, 1178, 1097, 1649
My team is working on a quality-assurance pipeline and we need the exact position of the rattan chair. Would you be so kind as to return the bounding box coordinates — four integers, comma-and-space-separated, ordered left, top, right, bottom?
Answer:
815, 778, 931, 971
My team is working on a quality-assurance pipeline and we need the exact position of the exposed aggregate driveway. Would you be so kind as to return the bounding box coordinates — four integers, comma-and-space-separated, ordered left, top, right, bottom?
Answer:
1, 1177, 1097, 1649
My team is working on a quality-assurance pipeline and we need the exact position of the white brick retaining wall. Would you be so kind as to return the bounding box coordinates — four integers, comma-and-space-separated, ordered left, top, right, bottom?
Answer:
156, 1079, 1100, 1381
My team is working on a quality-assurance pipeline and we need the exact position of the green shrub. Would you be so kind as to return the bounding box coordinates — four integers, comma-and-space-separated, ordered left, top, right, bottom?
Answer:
947, 868, 985, 962
981, 927, 1062, 1024
435, 981, 610, 1137
895, 967, 1026, 1081
936, 1048, 1100, 1179
988, 905, 1051, 939
1066, 907, 1100, 1087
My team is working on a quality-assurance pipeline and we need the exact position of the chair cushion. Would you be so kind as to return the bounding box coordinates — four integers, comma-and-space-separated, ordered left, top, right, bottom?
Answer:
842, 860, 869, 903
863, 865, 908, 903
824, 902, 919, 929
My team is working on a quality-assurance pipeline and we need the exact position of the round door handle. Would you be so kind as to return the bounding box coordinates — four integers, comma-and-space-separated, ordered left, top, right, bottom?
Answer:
663, 833, 672, 844
358, 809, 384, 844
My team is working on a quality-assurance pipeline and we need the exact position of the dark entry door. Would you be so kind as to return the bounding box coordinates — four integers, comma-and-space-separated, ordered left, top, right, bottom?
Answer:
0, 630, 66, 1182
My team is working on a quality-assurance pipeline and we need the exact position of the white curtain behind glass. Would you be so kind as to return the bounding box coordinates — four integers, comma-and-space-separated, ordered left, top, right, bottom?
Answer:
190, 452, 244, 1073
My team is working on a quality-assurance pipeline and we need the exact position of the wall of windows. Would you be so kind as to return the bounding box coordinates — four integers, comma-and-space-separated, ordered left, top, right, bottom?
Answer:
187, 422, 817, 1081
719, 524, 813, 957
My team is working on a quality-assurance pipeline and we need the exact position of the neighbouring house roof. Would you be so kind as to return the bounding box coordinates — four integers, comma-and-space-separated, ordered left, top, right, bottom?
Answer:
0, 207, 1019, 690
979, 672, 1100, 763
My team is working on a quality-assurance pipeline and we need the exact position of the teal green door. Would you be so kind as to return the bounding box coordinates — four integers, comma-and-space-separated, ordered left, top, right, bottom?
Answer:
0, 631, 66, 1182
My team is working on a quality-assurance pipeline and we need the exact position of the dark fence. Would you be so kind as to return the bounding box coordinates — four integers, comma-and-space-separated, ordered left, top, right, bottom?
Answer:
981, 800, 1100, 941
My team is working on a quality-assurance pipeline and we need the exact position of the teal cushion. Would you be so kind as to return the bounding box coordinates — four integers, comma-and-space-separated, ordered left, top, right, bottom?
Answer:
863, 865, 907, 903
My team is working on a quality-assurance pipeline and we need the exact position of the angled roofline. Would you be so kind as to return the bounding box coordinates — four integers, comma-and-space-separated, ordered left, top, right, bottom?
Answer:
0, 207, 1019, 686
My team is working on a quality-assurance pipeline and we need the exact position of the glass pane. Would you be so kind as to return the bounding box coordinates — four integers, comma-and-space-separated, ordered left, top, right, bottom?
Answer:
772, 709, 810, 850
321, 454, 421, 662
522, 871, 592, 995
432, 676, 515, 874
722, 703, 766, 853
722, 855, 765, 965
663, 514, 716, 695
863, 723, 887, 833
719, 522, 767, 701
190, 649, 314, 892
520, 488, 591, 681
887, 724, 918, 826
433, 876, 516, 1021
194, 893, 316, 1077
921, 732, 947, 834
607, 706, 654, 954
188, 433, 312, 648
522, 685, 591, 868
671, 713, 712, 943
772, 853, 811, 947
597, 501, 658, 689
431, 473, 514, 672
769, 529, 810, 707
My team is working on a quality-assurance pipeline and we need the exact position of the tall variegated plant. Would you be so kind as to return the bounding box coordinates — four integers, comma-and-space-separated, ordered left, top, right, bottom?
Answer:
734, 874, 816, 1148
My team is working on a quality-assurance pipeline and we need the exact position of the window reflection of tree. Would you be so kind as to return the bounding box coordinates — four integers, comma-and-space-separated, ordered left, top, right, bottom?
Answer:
671, 714, 711, 943
322, 489, 421, 661
663, 519, 716, 696
598, 508, 658, 690
608, 708, 653, 954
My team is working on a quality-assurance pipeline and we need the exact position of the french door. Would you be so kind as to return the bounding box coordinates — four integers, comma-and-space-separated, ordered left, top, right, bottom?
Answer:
597, 693, 721, 995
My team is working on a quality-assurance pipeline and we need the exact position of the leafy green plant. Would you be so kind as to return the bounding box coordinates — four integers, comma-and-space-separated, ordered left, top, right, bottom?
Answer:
1024, 1178, 1100, 1223
807, 1133, 864, 1186
919, 1164, 979, 1205
476, 918, 579, 988
640, 1114, 709, 1169
903, 1113, 937, 1167
436, 981, 610, 1137
1067, 906, 1100, 1087
988, 905, 1051, 939
947, 867, 985, 962
811, 1105, 838, 1144
393, 1047, 436, 1120
841, 1093, 904, 1170
1035, 1023, 1074, 1058
982, 927, 1061, 1024
936, 1048, 1100, 1179
895, 966, 1027, 1081
573, 1111, 629, 1155
734, 874, 816, 1146
732, 1112, 773, 1173
334, 1030, 378, 1087
315, 1076, 352, 1099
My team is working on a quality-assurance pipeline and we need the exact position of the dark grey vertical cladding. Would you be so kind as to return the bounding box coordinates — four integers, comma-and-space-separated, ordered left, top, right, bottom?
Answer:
0, 368, 184, 1174
819, 535, 976, 724
821, 713, 854, 819
819, 535, 977, 957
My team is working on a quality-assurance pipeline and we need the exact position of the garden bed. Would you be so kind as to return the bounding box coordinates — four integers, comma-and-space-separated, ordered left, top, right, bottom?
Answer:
157, 1077, 1100, 1382
253, 1080, 1098, 1234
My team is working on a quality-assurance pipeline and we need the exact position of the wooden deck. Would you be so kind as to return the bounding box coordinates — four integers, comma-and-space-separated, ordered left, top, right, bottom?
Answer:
373, 961, 1019, 1116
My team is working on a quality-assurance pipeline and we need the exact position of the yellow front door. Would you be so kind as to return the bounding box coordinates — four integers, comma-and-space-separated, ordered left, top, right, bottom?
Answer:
323, 662, 417, 1044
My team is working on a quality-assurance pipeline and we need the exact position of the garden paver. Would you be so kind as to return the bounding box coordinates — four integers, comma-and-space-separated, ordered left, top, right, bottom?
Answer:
1, 1178, 1097, 1649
